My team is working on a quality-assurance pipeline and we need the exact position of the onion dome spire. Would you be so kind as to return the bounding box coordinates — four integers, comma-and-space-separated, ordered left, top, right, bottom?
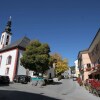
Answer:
5, 16, 12, 35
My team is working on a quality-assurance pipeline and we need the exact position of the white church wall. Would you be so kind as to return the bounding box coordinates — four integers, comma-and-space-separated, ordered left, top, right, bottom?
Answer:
0, 49, 17, 81
17, 50, 26, 75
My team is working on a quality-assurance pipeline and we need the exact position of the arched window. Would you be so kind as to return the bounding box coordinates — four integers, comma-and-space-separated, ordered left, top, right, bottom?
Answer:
6, 35, 9, 45
5, 68, 9, 75
6, 55, 12, 65
0, 56, 2, 66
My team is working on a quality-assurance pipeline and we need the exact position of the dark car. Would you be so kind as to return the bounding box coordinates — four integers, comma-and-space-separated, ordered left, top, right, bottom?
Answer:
13, 75, 21, 83
0, 75, 10, 85
13, 75, 31, 84
20, 75, 30, 84
27, 76, 31, 82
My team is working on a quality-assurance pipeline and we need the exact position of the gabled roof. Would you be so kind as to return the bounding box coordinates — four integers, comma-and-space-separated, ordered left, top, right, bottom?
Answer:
0, 36, 30, 53
78, 49, 88, 58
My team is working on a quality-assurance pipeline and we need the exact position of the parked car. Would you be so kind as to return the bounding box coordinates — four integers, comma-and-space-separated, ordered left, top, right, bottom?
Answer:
13, 75, 31, 84
13, 75, 21, 83
73, 76, 77, 81
20, 75, 30, 84
0, 75, 10, 85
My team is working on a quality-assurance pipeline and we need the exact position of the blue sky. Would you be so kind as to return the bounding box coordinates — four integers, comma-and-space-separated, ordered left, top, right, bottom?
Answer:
0, 0, 100, 66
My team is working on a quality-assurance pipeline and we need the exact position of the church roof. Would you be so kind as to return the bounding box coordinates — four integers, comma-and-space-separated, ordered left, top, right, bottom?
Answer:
0, 36, 30, 53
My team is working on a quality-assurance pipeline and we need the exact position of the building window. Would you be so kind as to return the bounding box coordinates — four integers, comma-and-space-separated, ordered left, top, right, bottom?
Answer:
87, 63, 91, 68
0, 56, 2, 66
91, 50, 94, 56
95, 44, 99, 52
98, 58, 100, 64
6, 35, 9, 45
6, 56, 12, 65
5, 68, 9, 75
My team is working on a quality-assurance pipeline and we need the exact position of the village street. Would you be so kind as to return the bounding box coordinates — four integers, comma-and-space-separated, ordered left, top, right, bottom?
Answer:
0, 79, 99, 100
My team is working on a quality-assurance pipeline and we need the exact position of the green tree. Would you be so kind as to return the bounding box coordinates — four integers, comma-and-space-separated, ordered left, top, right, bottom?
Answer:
20, 40, 50, 74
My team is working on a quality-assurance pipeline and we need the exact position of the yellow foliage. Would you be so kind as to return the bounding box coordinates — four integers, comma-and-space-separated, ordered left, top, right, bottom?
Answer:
55, 59, 69, 75
50, 53, 62, 61
50, 53, 69, 75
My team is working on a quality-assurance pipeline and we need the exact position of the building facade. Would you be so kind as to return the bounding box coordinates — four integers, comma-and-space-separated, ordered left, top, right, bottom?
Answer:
78, 50, 92, 80
88, 29, 100, 65
78, 29, 100, 81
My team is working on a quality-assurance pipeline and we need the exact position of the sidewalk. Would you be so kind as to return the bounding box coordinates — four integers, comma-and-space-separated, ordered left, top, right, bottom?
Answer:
65, 81, 100, 100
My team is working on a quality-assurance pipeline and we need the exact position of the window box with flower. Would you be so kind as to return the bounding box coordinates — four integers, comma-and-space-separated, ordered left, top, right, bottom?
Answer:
79, 68, 84, 74
86, 67, 91, 71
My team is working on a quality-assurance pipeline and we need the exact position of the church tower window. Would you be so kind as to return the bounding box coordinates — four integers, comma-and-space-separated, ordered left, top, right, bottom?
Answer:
6, 35, 9, 45
6, 55, 12, 65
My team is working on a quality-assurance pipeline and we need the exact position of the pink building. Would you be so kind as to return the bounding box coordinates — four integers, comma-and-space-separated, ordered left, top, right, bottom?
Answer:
78, 50, 92, 81
78, 28, 100, 81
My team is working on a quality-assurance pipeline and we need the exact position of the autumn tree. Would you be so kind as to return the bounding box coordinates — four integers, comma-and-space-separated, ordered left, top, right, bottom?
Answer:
20, 40, 50, 75
55, 59, 69, 76
50, 53, 62, 61
50, 53, 69, 76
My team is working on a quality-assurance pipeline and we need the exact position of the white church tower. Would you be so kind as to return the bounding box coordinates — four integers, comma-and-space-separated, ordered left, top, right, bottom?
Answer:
0, 16, 12, 49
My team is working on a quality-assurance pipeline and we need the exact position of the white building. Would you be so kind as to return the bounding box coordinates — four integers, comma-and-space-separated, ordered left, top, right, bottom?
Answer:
0, 18, 55, 82
61, 67, 71, 79
74, 60, 80, 77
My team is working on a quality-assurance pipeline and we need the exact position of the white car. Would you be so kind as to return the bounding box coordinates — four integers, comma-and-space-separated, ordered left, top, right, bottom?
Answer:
73, 77, 77, 81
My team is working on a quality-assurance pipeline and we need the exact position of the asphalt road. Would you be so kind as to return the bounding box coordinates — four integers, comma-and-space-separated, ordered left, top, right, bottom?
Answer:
0, 79, 99, 100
